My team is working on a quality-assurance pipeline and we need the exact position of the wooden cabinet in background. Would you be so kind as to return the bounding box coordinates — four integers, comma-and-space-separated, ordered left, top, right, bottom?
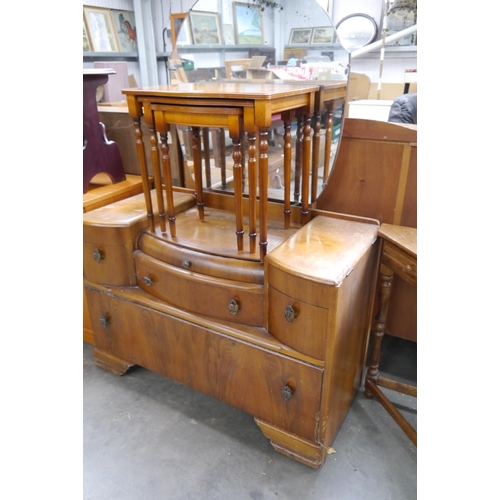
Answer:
316, 118, 417, 342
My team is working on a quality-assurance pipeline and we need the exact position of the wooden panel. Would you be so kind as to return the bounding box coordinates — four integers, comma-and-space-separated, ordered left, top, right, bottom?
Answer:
83, 174, 148, 213
134, 251, 264, 327
268, 285, 328, 361
317, 119, 417, 228
382, 241, 417, 287
320, 243, 380, 448
87, 287, 323, 442
83, 241, 135, 286
316, 119, 417, 341
267, 263, 331, 309
138, 232, 264, 284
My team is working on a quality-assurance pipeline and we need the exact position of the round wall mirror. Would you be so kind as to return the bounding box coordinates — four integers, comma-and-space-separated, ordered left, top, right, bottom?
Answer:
335, 13, 377, 52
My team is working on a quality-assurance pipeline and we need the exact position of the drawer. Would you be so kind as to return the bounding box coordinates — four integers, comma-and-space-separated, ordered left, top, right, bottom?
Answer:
86, 286, 322, 442
382, 240, 417, 287
268, 285, 328, 361
83, 242, 136, 286
138, 232, 263, 284
134, 251, 264, 326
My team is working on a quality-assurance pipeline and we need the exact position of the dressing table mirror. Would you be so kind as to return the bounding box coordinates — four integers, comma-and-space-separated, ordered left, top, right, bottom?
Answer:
168, 0, 349, 206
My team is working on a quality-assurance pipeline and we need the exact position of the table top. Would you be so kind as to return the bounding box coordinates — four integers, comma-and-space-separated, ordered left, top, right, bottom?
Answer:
379, 223, 416, 258
122, 82, 319, 100
220, 79, 346, 91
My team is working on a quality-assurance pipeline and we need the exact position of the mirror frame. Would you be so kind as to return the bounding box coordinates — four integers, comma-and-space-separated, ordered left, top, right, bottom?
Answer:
335, 13, 377, 51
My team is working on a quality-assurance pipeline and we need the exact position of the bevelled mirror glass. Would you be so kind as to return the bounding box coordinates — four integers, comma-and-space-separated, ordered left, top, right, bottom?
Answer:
169, 0, 349, 204
335, 13, 378, 51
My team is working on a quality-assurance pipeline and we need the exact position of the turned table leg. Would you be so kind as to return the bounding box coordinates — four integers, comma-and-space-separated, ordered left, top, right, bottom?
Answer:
365, 261, 394, 399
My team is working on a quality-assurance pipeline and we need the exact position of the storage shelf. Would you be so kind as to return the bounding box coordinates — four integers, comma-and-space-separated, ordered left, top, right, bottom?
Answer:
175, 44, 273, 53
84, 52, 138, 61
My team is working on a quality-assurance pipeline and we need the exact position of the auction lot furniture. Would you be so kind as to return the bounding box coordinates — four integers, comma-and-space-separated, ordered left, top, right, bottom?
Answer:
83, 82, 381, 468
364, 223, 417, 445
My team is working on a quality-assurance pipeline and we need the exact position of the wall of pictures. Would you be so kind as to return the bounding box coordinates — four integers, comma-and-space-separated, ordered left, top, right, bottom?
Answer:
83, 1, 416, 86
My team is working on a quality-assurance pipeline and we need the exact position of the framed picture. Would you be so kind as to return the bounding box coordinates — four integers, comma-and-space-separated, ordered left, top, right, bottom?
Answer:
289, 28, 312, 45
83, 6, 119, 52
223, 24, 235, 45
189, 11, 222, 45
233, 2, 264, 45
170, 13, 191, 46
83, 20, 91, 51
111, 10, 137, 52
311, 27, 335, 44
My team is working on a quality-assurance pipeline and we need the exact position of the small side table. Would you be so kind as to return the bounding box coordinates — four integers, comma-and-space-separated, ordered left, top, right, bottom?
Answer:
365, 223, 417, 445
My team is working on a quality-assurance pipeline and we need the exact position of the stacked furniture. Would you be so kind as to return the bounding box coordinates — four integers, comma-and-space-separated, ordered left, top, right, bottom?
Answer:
83, 81, 383, 468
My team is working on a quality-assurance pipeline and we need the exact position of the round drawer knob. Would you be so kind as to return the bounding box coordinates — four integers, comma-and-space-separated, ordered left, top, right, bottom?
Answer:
93, 248, 104, 263
405, 264, 412, 272
284, 305, 296, 323
142, 276, 154, 286
182, 260, 191, 269
99, 314, 110, 328
281, 385, 294, 401
228, 298, 239, 316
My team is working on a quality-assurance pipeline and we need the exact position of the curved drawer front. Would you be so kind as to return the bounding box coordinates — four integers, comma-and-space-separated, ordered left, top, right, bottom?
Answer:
268, 285, 328, 361
83, 242, 135, 286
138, 232, 264, 284
135, 251, 264, 326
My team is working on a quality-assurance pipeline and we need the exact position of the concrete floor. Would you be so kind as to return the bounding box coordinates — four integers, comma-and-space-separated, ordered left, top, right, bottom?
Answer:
83, 335, 416, 500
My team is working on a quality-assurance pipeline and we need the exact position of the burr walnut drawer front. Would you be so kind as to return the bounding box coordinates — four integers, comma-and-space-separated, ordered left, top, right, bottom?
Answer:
134, 251, 264, 326
267, 285, 329, 361
83, 242, 135, 286
86, 286, 322, 442
138, 232, 263, 284
382, 240, 417, 287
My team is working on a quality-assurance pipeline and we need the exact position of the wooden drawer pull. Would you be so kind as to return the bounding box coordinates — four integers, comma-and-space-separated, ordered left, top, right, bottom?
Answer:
93, 248, 104, 263
228, 298, 239, 316
142, 276, 154, 286
284, 305, 297, 323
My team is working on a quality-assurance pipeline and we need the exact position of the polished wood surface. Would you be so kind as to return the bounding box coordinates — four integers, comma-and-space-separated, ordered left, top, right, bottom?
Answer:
83, 190, 196, 344
83, 173, 149, 213
316, 118, 417, 341
84, 82, 382, 468
123, 82, 318, 262
365, 223, 417, 445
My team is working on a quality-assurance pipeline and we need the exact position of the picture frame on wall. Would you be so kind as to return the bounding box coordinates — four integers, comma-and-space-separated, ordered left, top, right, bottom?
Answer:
83, 20, 91, 51
83, 6, 120, 52
233, 2, 264, 45
223, 24, 235, 45
111, 10, 137, 52
289, 28, 312, 44
189, 11, 223, 45
170, 13, 191, 46
311, 27, 335, 44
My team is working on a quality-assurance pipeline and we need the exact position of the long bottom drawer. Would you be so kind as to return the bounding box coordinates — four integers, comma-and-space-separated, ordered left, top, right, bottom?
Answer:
86, 286, 323, 442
